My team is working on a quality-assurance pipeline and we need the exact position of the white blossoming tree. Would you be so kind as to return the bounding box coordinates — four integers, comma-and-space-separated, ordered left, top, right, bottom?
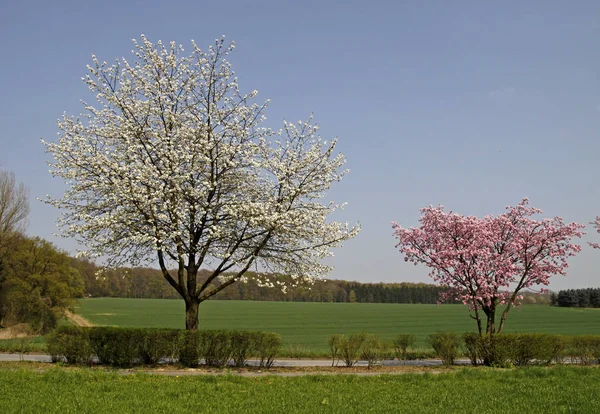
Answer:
43, 36, 359, 329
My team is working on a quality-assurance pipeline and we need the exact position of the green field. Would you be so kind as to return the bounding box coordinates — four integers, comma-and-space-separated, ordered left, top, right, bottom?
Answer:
0, 366, 598, 413
77, 298, 600, 353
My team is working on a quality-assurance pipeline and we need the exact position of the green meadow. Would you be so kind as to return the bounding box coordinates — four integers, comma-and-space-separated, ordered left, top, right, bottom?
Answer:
76, 298, 600, 353
0, 366, 599, 413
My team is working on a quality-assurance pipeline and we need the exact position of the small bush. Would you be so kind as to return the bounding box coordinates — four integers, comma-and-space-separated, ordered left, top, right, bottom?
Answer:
254, 332, 282, 368
463, 333, 569, 367
508, 334, 560, 366
230, 330, 256, 368
87, 327, 140, 367
339, 333, 367, 367
136, 328, 180, 365
462, 332, 480, 366
480, 334, 513, 367
550, 335, 570, 364
569, 336, 600, 365
177, 330, 202, 368
201, 330, 233, 367
328, 334, 344, 367
360, 334, 387, 368
429, 331, 459, 366
45, 326, 92, 364
392, 334, 416, 361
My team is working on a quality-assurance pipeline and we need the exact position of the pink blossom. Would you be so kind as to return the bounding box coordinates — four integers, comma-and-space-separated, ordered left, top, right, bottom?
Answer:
392, 199, 584, 335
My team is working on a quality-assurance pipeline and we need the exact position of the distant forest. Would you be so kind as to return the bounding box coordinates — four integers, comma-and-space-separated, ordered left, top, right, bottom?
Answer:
70, 258, 550, 305
551, 289, 600, 308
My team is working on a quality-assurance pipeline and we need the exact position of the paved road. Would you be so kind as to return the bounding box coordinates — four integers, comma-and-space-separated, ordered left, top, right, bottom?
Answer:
0, 353, 470, 367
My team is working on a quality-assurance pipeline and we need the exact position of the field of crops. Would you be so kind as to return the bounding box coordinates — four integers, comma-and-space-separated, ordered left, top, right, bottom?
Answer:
0, 365, 598, 413
76, 298, 600, 353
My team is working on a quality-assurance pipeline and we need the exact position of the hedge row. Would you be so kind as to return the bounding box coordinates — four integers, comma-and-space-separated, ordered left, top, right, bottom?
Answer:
327, 332, 600, 367
45, 326, 282, 368
457, 333, 600, 367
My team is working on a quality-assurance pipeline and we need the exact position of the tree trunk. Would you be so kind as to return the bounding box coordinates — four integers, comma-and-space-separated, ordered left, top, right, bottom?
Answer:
497, 302, 513, 334
482, 305, 498, 366
485, 305, 496, 336
185, 298, 200, 331
472, 299, 483, 336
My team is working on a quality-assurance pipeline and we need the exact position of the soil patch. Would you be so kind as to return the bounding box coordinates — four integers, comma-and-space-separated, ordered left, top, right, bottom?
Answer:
0, 324, 32, 339
65, 311, 94, 327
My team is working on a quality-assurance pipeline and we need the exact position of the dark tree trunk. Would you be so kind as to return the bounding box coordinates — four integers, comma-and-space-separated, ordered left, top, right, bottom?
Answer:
484, 305, 496, 336
185, 298, 200, 331
497, 302, 513, 334
482, 305, 499, 366
472, 299, 483, 336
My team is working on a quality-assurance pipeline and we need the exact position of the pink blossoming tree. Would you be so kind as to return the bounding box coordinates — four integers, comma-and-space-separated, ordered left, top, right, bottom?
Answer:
392, 199, 584, 335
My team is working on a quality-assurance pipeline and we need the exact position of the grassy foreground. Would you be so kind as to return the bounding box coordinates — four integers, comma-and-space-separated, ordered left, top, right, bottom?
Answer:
77, 298, 600, 352
0, 366, 598, 413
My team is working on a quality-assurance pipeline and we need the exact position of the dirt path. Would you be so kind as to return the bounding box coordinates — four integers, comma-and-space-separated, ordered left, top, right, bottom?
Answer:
64, 311, 94, 327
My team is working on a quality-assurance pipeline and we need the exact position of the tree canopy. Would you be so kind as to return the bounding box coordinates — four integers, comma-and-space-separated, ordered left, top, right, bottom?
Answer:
392, 199, 583, 335
0, 236, 84, 333
44, 36, 359, 329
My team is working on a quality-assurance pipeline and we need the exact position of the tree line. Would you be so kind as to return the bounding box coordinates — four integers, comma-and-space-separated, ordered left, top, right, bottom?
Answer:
551, 289, 600, 308
68, 258, 557, 306
72, 259, 455, 304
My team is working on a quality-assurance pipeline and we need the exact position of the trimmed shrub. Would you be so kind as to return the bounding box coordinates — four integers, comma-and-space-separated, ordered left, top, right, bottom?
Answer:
44, 326, 282, 369
177, 330, 202, 368
339, 333, 367, 367
482, 335, 516, 367
201, 330, 233, 367
508, 334, 561, 366
230, 330, 256, 368
45, 325, 92, 364
136, 328, 180, 365
254, 332, 282, 368
392, 334, 416, 361
550, 335, 570, 364
328, 334, 344, 367
429, 331, 459, 366
462, 332, 481, 366
463, 333, 569, 367
87, 327, 139, 367
360, 334, 387, 368
569, 336, 600, 365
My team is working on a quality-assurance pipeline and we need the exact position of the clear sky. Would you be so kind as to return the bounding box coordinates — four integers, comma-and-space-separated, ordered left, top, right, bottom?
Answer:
1, 0, 599, 290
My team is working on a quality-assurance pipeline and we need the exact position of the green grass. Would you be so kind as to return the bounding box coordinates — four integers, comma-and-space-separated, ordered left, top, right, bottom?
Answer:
0, 366, 599, 413
77, 298, 600, 353
0, 319, 72, 353
0, 336, 46, 353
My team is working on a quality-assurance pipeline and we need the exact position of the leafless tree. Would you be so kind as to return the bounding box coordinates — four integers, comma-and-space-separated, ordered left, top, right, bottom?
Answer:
0, 170, 29, 249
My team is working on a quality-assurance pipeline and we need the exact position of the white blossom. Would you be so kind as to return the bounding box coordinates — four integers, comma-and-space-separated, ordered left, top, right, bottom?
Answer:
43, 36, 359, 323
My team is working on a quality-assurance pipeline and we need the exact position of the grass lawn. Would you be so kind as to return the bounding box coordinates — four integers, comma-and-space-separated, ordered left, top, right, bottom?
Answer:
76, 298, 600, 353
0, 365, 598, 413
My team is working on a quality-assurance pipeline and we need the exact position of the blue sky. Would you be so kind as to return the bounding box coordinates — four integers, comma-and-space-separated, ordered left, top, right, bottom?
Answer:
1, 0, 599, 290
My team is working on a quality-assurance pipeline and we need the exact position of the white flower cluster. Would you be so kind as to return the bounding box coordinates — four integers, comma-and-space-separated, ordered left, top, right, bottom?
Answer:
43, 35, 359, 301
